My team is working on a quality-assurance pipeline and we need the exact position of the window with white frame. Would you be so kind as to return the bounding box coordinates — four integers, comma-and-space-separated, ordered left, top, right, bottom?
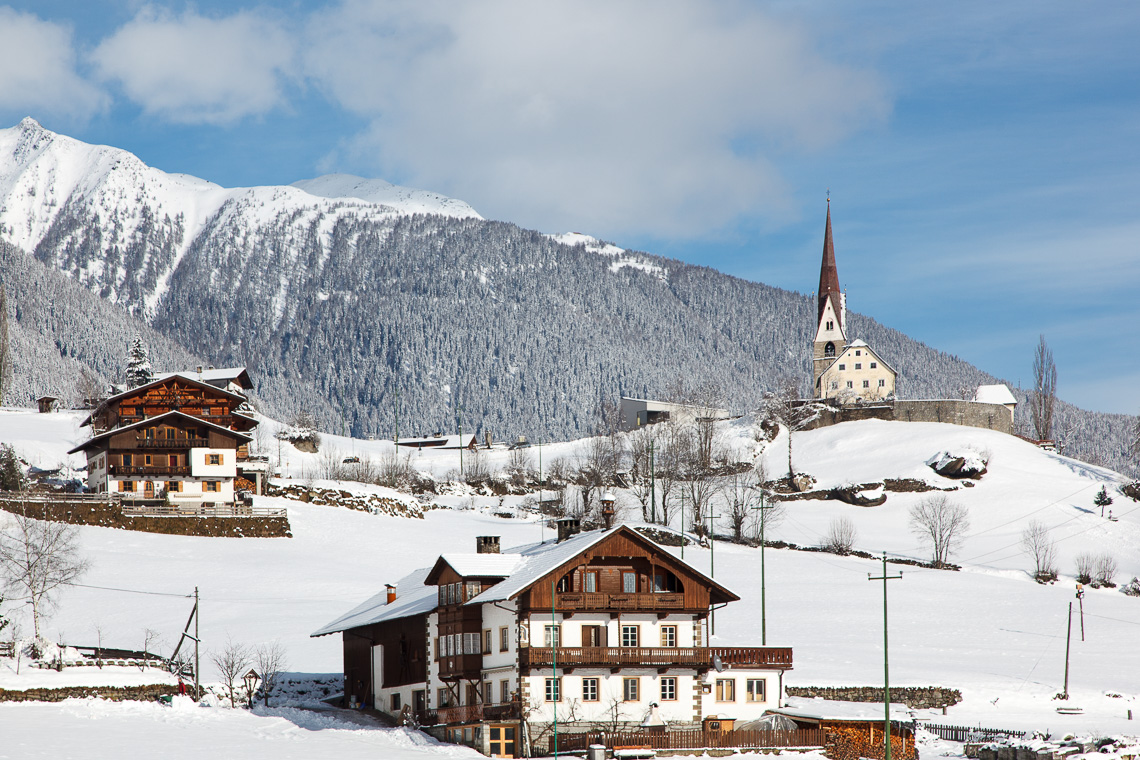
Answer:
545, 678, 560, 702
623, 677, 639, 701
870, 362, 877, 369
855, 363, 862, 370
500, 626, 510, 652
879, 379, 886, 387
582, 678, 599, 702
660, 625, 677, 647
716, 678, 736, 702
660, 677, 677, 701
863, 380, 870, 388
746, 679, 766, 702
500, 680, 511, 703
621, 625, 639, 647
544, 624, 561, 647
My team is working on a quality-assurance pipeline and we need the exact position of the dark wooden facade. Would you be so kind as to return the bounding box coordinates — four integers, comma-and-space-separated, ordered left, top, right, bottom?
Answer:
87, 376, 255, 438
342, 613, 429, 710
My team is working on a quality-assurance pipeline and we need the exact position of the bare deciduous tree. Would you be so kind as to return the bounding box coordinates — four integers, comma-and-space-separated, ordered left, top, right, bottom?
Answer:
210, 639, 253, 708
823, 516, 858, 555
1020, 520, 1057, 581
908, 496, 970, 568
759, 377, 826, 478
255, 641, 288, 707
0, 505, 89, 639
1030, 335, 1057, 441
1094, 554, 1118, 587
1074, 552, 1095, 584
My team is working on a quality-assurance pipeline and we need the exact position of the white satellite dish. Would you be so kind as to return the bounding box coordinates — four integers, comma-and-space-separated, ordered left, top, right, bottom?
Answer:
712, 654, 724, 673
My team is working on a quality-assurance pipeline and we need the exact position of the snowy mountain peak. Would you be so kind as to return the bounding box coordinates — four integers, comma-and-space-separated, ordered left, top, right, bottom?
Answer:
292, 174, 480, 219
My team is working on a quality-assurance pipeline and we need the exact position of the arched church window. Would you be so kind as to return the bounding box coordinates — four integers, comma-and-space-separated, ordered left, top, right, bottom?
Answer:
824, 342, 835, 357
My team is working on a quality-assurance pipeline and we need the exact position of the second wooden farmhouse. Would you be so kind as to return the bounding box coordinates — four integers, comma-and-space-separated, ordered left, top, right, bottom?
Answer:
313, 522, 793, 757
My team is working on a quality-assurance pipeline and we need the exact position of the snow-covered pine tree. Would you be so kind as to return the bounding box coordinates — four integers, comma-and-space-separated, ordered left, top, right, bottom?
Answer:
1093, 486, 1113, 516
126, 336, 153, 388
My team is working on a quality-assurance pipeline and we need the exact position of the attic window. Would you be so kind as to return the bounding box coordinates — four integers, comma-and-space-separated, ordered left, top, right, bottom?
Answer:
870, 362, 877, 369
838, 364, 845, 371
855, 363, 862, 370
855, 350, 862, 356
826, 320, 834, 331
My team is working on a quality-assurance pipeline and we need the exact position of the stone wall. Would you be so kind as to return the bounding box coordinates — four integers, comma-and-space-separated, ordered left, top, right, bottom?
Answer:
804, 400, 1013, 435
0, 683, 179, 702
266, 484, 423, 518
785, 685, 962, 709
0, 498, 291, 538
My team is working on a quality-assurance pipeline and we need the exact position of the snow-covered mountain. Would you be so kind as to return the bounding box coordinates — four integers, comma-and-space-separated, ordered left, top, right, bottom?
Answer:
0, 118, 479, 314
0, 118, 1134, 475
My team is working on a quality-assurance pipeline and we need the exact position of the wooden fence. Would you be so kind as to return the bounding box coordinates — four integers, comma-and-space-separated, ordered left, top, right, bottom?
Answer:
122, 503, 287, 518
921, 724, 1027, 742
551, 728, 825, 753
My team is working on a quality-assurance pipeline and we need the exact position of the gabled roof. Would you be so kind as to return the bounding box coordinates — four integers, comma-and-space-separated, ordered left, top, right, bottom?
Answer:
470, 524, 740, 606
68, 410, 252, 454
819, 342, 897, 376
974, 384, 1017, 406
311, 568, 437, 637
101, 374, 247, 406
424, 553, 526, 584
154, 367, 253, 390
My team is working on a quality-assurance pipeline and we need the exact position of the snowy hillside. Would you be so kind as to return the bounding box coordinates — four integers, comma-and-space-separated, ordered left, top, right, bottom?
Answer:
3, 409, 1139, 736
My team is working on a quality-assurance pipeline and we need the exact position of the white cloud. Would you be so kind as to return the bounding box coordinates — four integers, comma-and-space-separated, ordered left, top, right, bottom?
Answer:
0, 8, 106, 119
91, 6, 295, 125
303, 0, 889, 237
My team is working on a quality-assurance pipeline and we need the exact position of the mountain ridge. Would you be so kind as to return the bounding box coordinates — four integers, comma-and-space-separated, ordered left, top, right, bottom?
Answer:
0, 119, 1134, 475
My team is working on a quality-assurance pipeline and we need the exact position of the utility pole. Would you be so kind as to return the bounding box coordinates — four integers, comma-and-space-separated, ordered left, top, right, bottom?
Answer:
649, 440, 656, 524
194, 586, 200, 700
1062, 601, 1073, 699
1075, 584, 1085, 641
680, 488, 686, 561
868, 554, 902, 760
394, 385, 399, 447
753, 486, 776, 646
705, 507, 717, 635
552, 579, 558, 759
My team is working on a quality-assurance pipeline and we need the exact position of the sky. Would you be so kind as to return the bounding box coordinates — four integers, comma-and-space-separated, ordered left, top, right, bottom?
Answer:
0, 1, 1137, 415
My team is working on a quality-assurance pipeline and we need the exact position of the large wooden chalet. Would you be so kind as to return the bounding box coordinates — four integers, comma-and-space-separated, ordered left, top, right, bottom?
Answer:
68, 371, 261, 507
313, 523, 793, 758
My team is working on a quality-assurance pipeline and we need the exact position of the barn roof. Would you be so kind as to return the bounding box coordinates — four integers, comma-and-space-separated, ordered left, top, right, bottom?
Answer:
311, 568, 437, 637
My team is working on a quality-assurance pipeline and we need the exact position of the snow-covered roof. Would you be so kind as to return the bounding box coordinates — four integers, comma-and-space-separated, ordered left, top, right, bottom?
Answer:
311, 568, 438, 637
432, 553, 526, 579
154, 367, 252, 390
848, 339, 868, 347
68, 410, 252, 454
974, 384, 1017, 406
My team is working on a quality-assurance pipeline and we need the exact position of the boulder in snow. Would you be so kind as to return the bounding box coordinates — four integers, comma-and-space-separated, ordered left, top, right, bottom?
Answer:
927, 450, 988, 479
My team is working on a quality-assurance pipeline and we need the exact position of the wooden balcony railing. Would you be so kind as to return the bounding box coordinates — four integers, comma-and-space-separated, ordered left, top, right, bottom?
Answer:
135, 438, 208, 449
109, 465, 192, 476
432, 701, 522, 726
520, 646, 792, 672
553, 592, 685, 611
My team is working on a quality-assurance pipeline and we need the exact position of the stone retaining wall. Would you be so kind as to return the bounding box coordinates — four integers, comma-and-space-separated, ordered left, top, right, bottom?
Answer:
0, 683, 179, 703
785, 685, 962, 709
804, 400, 1013, 435
0, 499, 291, 538
266, 484, 423, 518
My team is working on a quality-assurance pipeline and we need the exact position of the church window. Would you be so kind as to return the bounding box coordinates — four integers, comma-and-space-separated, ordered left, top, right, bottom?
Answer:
870, 362, 877, 369
855, 363, 862, 370
824, 342, 835, 357
826, 320, 834, 331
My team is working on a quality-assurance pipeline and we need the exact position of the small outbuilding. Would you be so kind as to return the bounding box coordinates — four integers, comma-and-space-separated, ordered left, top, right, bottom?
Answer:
37, 396, 59, 413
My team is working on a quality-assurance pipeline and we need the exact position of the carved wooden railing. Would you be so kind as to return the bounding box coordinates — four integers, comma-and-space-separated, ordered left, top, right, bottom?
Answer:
554, 592, 685, 611
520, 646, 792, 671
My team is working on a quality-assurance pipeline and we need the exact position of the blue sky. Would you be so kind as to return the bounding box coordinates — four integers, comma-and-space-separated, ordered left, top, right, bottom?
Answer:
1, 2, 1138, 415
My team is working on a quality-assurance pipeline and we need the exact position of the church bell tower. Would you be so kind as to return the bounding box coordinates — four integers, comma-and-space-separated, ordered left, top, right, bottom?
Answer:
812, 201, 847, 396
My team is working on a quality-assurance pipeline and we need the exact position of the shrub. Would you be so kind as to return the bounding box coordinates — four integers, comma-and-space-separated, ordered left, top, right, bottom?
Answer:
822, 516, 857, 555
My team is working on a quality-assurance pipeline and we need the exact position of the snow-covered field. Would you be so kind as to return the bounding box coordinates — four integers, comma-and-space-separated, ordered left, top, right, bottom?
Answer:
2, 408, 1139, 757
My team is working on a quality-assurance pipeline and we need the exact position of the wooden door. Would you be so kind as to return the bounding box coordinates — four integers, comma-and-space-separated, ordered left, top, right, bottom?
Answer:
582, 625, 607, 647
488, 724, 517, 758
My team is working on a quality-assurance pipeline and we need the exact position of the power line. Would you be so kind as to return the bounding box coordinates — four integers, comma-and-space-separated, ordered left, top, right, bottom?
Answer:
61, 581, 192, 598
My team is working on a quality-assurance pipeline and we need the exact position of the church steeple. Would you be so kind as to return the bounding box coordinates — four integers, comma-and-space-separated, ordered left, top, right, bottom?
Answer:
817, 200, 843, 332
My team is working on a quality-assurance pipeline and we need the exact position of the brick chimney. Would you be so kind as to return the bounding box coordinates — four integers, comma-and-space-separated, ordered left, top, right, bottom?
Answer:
385, 584, 397, 604
556, 518, 581, 543
476, 536, 500, 554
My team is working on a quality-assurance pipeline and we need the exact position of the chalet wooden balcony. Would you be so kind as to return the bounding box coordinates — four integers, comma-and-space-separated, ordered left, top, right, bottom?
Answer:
431, 701, 521, 726
108, 465, 192, 476
519, 646, 793, 673
554, 592, 685, 611
135, 438, 208, 449
438, 653, 484, 680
